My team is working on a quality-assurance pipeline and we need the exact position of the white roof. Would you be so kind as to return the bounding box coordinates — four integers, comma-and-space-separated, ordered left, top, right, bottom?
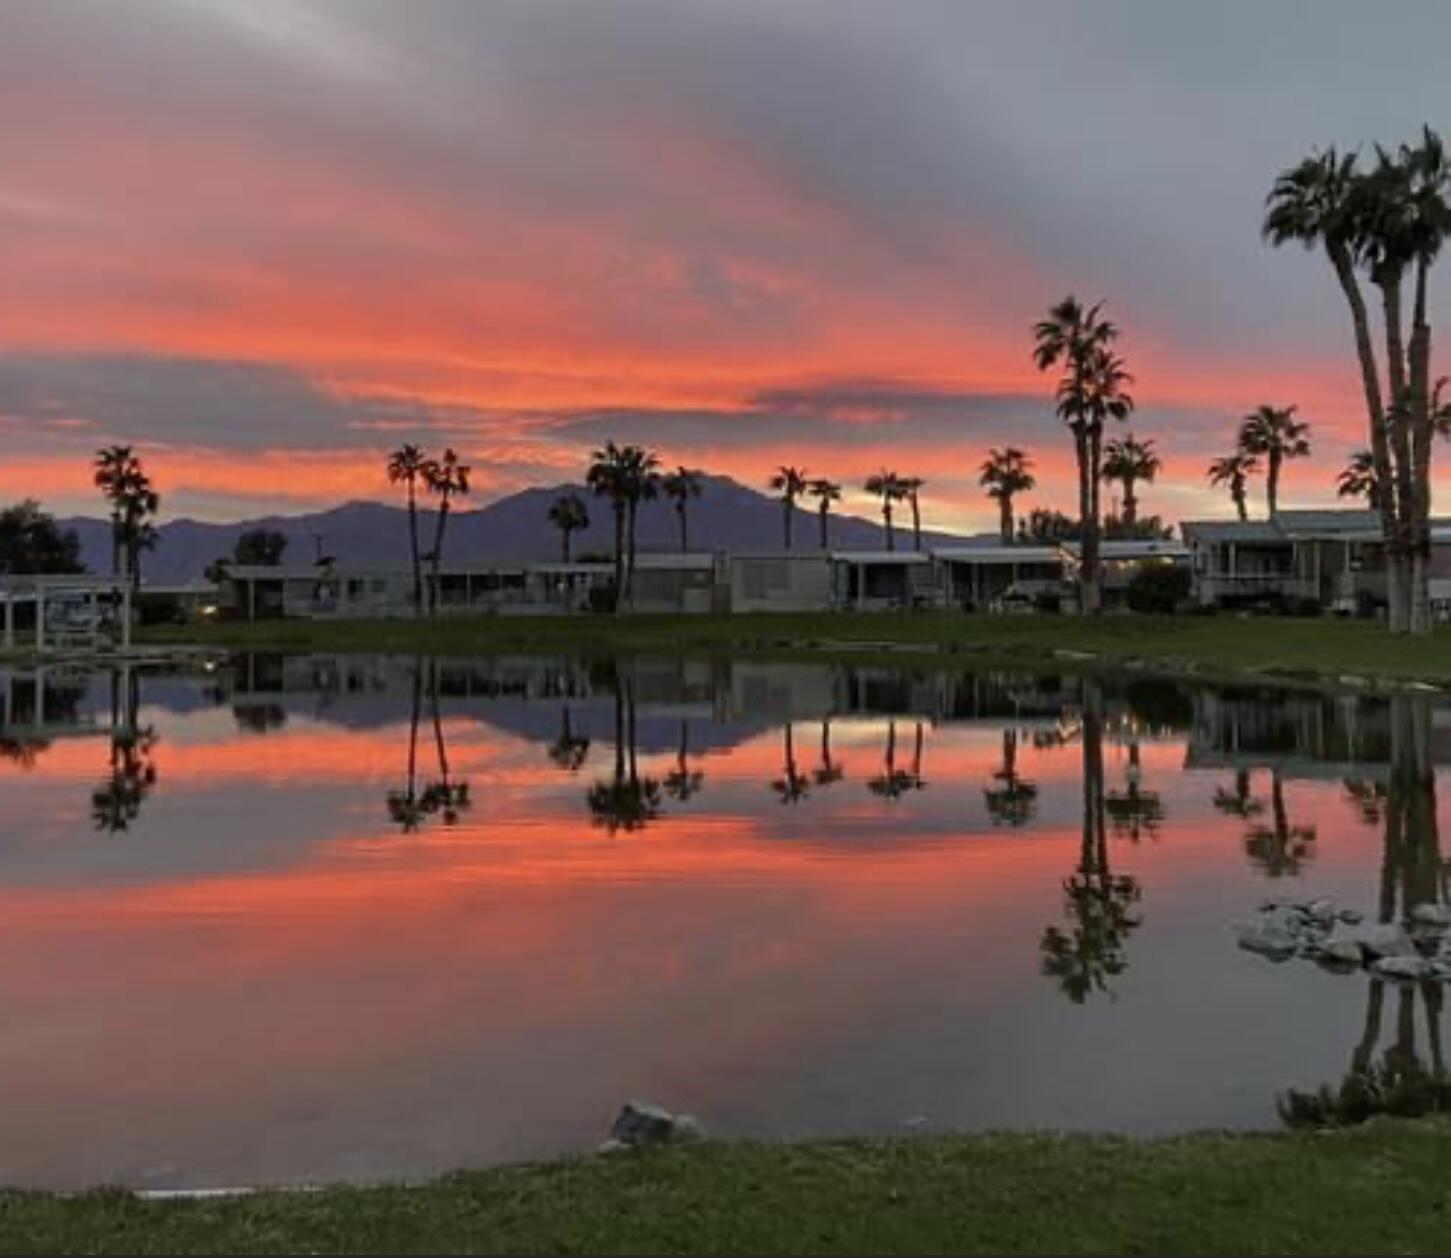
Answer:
632, 552, 715, 570
1061, 540, 1190, 559
830, 550, 932, 564
933, 546, 1061, 564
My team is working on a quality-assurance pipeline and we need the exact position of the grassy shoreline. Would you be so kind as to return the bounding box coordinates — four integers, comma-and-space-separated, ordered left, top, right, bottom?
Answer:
4, 1123, 1450, 1254
134, 612, 1451, 691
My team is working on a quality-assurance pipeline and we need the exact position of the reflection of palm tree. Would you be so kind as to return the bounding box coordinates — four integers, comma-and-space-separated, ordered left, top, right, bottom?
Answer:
586, 669, 661, 833
1105, 741, 1164, 842
1278, 695, 1448, 1127
91, 670, 157, 834
421, 658, 470, 825
386, 658, 427, 831
663, 720, 703, 802
867, 720, 926, 801
771, 723, 811, 805
1342, 777, 1388, 827
813, 718, 844, 787
1040, 682, 1142, 1002
1213, 769, 1264, 821
1244, 769, 1317, 878
548, 705, 591, 773
983, 729, 1038, 827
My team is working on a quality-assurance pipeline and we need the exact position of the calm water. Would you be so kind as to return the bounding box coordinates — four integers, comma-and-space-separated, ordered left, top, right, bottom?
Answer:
0, 653, 1446, 1188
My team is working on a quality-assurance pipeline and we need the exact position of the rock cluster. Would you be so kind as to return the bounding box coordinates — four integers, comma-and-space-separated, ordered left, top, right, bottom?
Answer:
598, 1101, 707, 1153
1236, 897, 1451, 982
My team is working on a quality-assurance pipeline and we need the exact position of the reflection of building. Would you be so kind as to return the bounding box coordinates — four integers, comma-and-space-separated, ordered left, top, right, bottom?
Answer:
1185, 689, 1405, 780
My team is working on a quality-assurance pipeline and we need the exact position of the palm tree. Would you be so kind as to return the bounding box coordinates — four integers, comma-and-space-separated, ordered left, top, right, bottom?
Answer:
1244, 768, 1318, 878
813, 718, 844, 787
864, 470, 905, 551
661, 466, 704, 552
1238, 405, 1310, 517
547, 491, 590, 562
663, 720, 704, 802
983, 729, 1038, 826
769, 465, 809, 550
548, 705, 591, 773
386, 658, 427, 831
1206, 451, 1259, 521
1033, 297, 1134, 614
587, 442, 632, 610
1100, 433, 1160, 527
93, 445, 160, 598
1337, 448, 1383, 508
807, 478, 842, 549
586, 670, 661, 833
422, 448, 471, 614
899, 476, 926, 550
978, 448, 1036, 544
386, 444, 429, 615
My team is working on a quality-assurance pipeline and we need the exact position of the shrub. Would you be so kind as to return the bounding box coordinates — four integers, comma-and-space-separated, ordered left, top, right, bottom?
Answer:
1125, 564, 1192, 614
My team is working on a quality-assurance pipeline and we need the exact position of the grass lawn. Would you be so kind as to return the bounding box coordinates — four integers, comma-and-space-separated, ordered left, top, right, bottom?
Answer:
4, 1123, 1450, 1255
139, 612, 1451, 688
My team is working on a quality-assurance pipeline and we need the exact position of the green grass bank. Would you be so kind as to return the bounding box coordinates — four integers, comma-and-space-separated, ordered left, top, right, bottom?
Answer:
4, 1123, 1450, 1255
139, 612, 1451, 689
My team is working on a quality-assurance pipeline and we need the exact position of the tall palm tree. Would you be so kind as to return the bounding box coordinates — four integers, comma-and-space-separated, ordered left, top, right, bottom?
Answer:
769, 465, 809, 550
93, 445, 159, 599
586, 443, 659, 611
387, 659, 427, 831
422, 448, 471, 615
1100, 433, 1160, 527
899, 476, 926, 550
1033, 296, 1133, 614
978, 447, 1036, 543
547, 491, 590, 562
1337, 448, 1383, 508
1206, 451, 1259, 521
807, 478, 842, 549
386, 443, 429, 615
771, 723, 811, 805
661, 466, 703, 552
864, 470, 905, 551
587, 442, 632, 610
1238, 405, 1310, 517
813, 717, 844, 787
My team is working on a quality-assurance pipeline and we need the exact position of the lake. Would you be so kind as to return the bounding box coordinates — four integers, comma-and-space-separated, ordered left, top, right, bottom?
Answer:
0, 653, 1446, 1188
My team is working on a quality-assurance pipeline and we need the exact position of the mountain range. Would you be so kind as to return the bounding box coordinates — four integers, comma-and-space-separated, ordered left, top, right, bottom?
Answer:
58, 474, 979, 583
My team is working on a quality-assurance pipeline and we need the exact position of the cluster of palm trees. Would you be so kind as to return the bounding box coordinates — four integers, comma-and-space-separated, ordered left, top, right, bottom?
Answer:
385, 444, 472, 615
1263, 126, 1451, 634
1205, 405, 1313, 520
93, 446, 160, 596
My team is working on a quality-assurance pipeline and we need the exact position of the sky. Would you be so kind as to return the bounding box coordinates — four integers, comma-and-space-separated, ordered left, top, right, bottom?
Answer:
3, 0, 1451, 531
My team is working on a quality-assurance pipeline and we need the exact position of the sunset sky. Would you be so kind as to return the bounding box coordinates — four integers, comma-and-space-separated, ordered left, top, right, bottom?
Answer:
3, 0, 1450, 531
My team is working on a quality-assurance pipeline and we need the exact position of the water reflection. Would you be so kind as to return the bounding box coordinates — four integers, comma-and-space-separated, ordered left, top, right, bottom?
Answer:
1279, 694, 1449, 1125
4, 652, 1451, 1185
1040, 679, 1142, 1003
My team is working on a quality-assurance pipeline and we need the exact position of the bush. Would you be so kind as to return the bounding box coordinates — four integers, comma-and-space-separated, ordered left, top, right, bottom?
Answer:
1125, 564, 1192, 614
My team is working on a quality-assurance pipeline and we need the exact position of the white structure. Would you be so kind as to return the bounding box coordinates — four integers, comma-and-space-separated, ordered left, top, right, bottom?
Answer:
0, 576, 132, 653
727, 551, 834, 613
831, 551, 934, 611
934, 545, 1065, 610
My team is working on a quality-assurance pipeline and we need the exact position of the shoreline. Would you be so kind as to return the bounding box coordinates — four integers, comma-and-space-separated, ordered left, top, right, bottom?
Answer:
5, 1122, 1450, 1254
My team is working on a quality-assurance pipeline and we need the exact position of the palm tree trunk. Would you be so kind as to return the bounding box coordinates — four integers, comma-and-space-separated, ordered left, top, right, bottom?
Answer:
625, 501, 638, 609
612, 503, 626, 613
1233, 485, 1247, 522
561, 527, 571, 563
883, 503, 895, 552
911, 495, 922, 551
1408, 257, 1434, 635
783, 497, 793, 550
430, 497, 450, 616
677, 504, 688, 552
1330, 244, 1404, 632
407, 479, 422, 617
999, 494, 1013, 544
1267, 451, 1281, 519
1122, 477, 1137, 527
1381, 273, 1418, 630
818, 503, 829, 549
1077, 428, 1101, 615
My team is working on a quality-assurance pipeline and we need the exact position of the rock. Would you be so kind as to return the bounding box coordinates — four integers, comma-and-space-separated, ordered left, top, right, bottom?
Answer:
1372, 956, 1436, 982
1338, 909, 1364, 926
1306, 898, 1338, 926
609, 1101, 706, 1149
1346, 923, 1417, 961
1410, 903, 1451, 930
1236, 923, 1298, 960
1315, 938, 1364, 969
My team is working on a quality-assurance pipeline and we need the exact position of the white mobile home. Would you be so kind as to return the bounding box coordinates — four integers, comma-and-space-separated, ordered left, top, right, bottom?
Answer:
831, 551, 934, 611
726, 551, 834, 613
933, 545, 1066, 611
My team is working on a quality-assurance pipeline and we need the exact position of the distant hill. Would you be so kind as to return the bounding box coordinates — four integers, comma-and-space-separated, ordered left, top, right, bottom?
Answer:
59, 474, 978, 583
